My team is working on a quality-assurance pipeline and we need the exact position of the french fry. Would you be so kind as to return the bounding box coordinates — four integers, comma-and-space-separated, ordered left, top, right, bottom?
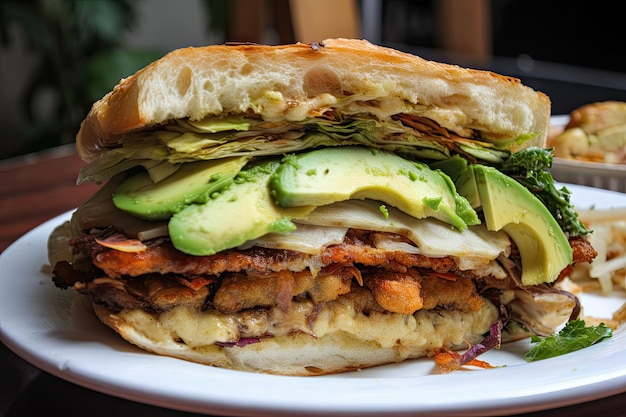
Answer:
564, 208, 626, 325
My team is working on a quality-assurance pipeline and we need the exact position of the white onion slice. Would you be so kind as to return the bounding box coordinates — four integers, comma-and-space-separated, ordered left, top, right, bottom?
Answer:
300, 199, 510, 260
238, 224, 348, 254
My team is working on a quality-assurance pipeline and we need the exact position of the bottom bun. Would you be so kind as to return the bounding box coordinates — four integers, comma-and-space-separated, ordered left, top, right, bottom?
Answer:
93, 296, 499, 376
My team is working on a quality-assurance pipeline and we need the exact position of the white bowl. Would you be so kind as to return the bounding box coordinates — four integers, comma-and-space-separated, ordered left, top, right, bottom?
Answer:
549, 115, 626, 193
550, 157, 626, 192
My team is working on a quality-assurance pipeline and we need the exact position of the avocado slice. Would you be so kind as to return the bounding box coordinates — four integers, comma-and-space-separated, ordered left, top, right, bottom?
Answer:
270, 146, 478, 231
456, 164, 573, 286
168, 160, 316, 256
112, 156, 249, 220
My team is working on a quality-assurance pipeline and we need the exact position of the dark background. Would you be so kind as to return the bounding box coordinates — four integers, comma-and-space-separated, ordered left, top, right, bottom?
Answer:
383, 0, 626, 116
383, 0, 626, 74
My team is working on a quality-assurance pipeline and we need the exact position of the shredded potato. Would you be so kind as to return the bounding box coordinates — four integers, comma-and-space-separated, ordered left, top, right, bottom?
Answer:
570, 208, 626, 294
559, 207, 626, 327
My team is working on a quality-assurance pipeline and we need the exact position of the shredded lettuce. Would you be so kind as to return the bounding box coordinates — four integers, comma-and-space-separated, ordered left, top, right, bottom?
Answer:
177, 116, 252, 133
524, 320, 613, 361
77, 135, 172, 184
77, 114, 519, 185
163, 131, 236, 153
458, 142, 510, 164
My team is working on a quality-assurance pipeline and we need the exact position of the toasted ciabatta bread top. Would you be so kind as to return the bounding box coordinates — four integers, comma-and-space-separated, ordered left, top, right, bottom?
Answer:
76, 38, 550, 162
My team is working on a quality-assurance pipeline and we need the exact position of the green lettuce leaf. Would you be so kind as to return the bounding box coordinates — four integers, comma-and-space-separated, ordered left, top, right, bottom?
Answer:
524, 320, 613, 362
500, 147, 590, 237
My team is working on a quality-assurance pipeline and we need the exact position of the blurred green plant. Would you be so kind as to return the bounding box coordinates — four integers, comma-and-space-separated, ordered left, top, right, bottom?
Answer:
0, 0, 163, 158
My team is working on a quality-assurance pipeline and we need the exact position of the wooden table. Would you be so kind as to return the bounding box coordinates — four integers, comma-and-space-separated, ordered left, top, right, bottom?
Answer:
0, 145, 100, 252
0, 146, 625, 416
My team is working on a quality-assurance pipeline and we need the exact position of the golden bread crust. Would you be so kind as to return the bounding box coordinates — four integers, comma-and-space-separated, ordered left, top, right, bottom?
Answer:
77, 38, 550, 162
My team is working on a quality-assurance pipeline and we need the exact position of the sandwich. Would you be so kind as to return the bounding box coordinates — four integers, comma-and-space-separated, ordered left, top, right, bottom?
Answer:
48, 38, 596, 375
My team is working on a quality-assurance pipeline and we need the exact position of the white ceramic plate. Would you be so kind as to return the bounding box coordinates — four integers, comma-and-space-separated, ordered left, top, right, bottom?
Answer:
1, 184, 625, 417
550, 115, 626, 193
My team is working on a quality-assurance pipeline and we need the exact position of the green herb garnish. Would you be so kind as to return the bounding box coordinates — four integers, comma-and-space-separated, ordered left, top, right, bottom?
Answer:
501, 147, 590, 237
524, 320, 613, 362
379, 204, 389, 219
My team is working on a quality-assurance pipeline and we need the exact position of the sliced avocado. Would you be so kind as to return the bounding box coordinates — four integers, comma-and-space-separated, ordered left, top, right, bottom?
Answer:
431, 155, 483, 210
453, 162, 481, 208
270, 146, 478, 231
112, 156, 249, 221
168, 160, 316, 256
429, 154, 468, 182
456, 164, 572, 286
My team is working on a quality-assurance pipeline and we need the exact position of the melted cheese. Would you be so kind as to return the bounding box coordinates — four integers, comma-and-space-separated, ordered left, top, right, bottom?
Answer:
116, 296, 499, 349
238, 224, 348, 254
